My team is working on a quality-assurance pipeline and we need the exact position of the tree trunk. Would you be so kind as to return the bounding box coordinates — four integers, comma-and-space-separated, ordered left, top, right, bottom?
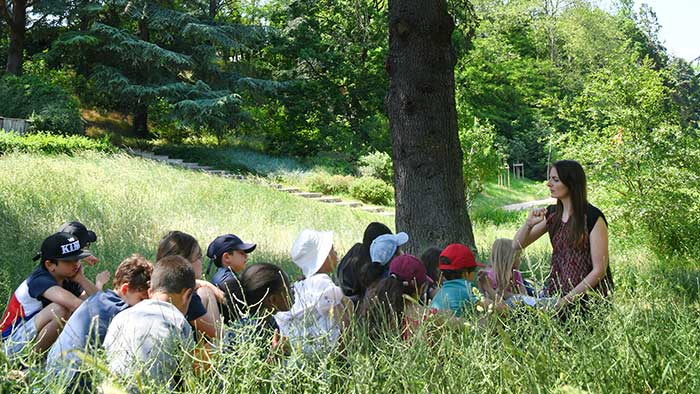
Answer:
4, 0, 27, 75
386, 0, 477, 253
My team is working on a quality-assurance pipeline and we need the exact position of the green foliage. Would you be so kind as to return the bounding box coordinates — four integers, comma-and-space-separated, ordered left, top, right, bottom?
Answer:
0, 132, 115, 155
458, 117, 507, 208
357, 150, 393, 183
305, 173, 354, 195
559, 55, 700, 255
0, 74, 83, 134
349, 176, 393, 206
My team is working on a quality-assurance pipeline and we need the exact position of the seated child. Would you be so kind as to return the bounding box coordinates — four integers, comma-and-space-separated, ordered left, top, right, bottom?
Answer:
57, 221, 100, 267
207, 233, 256, 287
103, 255, 196, 388
157, 231, 222, 340
336, 222, 392, 303
274, 229, 351, 355
221, 263, 292, 358
358, 254, 434, 340
1, 232, 101, 356
419, 246, 442, 303
356, 232, 409, 297
480, 239, 526, 302
430, 243, 484, 317
45, 254, 152, 386
479, 239, 554, 308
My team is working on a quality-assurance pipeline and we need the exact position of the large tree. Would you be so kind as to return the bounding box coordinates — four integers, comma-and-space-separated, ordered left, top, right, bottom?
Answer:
386, 0, 476, 252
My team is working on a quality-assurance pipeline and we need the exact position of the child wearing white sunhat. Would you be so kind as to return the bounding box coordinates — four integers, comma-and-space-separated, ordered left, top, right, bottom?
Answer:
275, 229, 351, 355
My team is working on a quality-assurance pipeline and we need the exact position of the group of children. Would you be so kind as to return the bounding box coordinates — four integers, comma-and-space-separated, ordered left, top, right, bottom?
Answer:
0, 221, 541, 389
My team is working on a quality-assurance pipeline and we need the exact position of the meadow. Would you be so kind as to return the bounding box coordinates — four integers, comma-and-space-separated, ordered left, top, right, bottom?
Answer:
0, 151, 698, 393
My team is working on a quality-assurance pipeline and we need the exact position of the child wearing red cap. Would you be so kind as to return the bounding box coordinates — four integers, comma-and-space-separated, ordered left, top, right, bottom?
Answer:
429, 243, 484, 317
358, 254, 434, 340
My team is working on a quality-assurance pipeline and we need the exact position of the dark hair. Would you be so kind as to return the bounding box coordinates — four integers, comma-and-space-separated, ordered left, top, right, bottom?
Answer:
240, 263, 291, 314
362, 222, 392, 254
551, 160, 588, 249
113, 253, 153, 292
357, 276, 407, 338
157, 231, 201, 263
357, 262, 387, 295
420, 247, 442, 281
151, 255, 196, 294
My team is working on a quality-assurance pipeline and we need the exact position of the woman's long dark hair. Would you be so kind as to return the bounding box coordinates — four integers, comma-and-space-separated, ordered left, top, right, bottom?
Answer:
338, 222, 392, 297
551, 160, 588, 249
157, 230, 201, 262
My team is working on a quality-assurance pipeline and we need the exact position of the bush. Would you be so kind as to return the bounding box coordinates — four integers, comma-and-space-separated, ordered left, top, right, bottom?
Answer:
0, 74, 83, 134
306, 173, 354, 195
0, 132, 115, 155
358, 151, 393, 183
349, 177, 394, 205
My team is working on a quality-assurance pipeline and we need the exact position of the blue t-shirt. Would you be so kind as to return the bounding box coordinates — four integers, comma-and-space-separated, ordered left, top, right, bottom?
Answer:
45, 290, 128, 382
185, 292, 207, 322
211, 267, 235, 287
430, 279, 477, 317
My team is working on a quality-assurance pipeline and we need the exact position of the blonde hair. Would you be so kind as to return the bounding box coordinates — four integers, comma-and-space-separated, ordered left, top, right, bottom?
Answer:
490, 238, 521, 299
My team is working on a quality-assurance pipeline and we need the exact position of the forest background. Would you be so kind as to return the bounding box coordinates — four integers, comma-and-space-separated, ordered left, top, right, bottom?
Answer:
1, 0, 699, 259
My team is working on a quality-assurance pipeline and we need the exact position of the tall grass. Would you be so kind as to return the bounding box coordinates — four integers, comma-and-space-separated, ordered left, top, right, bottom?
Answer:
1, 152, 699, 393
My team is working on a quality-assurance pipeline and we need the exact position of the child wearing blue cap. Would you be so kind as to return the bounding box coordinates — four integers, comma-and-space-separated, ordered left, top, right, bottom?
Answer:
206, 233, 257, 287
356, 232, 409, 296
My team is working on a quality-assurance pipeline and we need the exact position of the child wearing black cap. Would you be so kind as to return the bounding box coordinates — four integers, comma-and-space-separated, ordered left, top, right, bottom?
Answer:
206, 233, 256, 287
57, 221, 100, 266
0, 232, 103, 356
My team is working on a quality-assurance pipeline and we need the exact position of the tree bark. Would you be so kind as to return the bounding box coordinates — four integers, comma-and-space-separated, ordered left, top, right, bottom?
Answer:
3, 0, 28, 75
386, 0, 477, 253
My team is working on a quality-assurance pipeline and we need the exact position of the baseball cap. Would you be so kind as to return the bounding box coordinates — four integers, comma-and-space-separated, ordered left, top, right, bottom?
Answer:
207, 234, 257, 267
57, 221, 97, 246
389, 254, 433, 286
370, 232, 409, 265
438, 243, 484, 271
291, 229, 334, 278
33, 232, 93, 262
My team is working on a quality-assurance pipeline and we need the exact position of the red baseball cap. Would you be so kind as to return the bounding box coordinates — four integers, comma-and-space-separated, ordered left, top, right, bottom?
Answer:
389, 255, 433, 286
438, 243, 484, 271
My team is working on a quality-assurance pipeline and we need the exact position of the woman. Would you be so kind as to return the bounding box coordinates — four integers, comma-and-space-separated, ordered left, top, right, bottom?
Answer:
513, 160, 613, 312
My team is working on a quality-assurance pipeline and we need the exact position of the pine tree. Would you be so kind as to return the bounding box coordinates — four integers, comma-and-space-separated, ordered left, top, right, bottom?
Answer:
50, 0, 279, 137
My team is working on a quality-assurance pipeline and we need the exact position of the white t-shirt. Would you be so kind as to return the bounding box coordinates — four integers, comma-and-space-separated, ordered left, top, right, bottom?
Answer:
274, 273, 345, 355
103, 299, 194, 387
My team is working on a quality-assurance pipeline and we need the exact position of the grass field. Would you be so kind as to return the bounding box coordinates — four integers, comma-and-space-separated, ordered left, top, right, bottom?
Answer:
1, 152, 698, 393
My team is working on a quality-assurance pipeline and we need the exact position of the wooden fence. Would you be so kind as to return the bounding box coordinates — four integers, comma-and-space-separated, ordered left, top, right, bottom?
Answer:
0, 117, 31, 134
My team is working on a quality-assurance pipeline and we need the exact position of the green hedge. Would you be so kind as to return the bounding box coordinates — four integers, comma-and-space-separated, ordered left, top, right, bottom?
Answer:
0, 74, 84, 134
349, 177, 394, 206
0, 132, 116, 155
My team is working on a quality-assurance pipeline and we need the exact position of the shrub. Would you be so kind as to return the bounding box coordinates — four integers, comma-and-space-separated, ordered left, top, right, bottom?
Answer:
0, 132, 115, 155
358, 151, 393, 183
306, 173, 354, 195
0, 74, 83, 134
349, 177, 393, 205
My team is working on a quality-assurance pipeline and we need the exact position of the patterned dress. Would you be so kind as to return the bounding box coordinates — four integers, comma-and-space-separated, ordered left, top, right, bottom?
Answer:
545, 204, 614, 298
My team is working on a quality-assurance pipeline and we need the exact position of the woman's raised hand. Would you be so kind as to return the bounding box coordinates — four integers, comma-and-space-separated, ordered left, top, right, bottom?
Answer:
526, 208, 547, 229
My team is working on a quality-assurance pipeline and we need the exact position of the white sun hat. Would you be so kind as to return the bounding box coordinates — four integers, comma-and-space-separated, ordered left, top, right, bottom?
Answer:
291, 229, 334, 278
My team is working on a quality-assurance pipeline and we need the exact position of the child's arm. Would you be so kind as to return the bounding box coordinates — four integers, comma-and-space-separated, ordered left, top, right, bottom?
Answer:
95, 270, 111, 291
42, 285, 84, 312
69, 264, 100, 298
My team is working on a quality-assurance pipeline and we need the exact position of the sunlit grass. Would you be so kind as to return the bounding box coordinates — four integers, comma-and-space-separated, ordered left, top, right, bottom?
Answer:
1, 152, 698, 393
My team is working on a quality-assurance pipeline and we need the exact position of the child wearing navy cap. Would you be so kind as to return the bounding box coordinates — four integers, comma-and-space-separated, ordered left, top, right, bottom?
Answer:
206, 233, 256, 287
1, 232, 103, 356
